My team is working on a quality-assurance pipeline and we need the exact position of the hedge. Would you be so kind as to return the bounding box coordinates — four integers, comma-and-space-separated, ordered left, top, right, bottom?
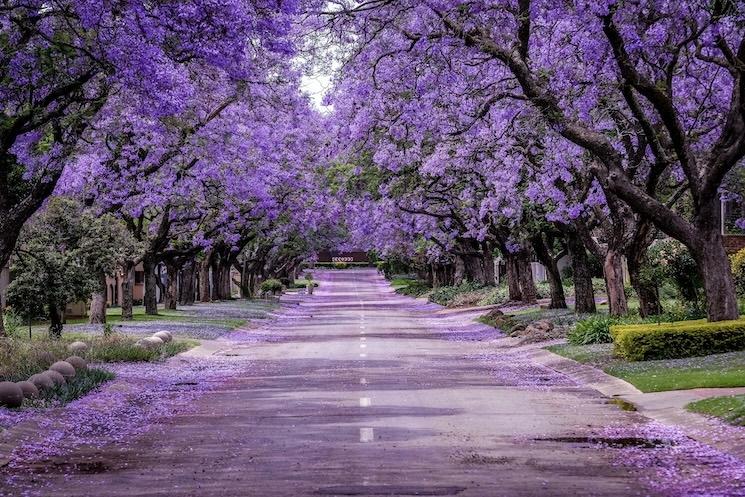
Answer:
612, 319, 745, 361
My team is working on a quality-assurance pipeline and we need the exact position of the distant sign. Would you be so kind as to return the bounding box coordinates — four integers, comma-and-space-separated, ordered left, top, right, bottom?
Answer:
332, 257, 354, 262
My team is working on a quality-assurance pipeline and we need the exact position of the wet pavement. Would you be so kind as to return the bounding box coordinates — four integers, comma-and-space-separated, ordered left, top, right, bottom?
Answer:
4, 269, 742, 496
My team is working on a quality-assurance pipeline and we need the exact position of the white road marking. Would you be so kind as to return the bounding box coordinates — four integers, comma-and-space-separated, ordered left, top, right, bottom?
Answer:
360, 378, 368, 385
360, 337, 366, 341
360, 427, 374, 442
359, 397, 371, 407
360, 353, 367, 358
359, 325, 366, 329
360, 344, 367, 349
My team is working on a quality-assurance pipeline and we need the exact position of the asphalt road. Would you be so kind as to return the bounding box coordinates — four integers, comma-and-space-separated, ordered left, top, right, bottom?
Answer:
4, 269, 654, 497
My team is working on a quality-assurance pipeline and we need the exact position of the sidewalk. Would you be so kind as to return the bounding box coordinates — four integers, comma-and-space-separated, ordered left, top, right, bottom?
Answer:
527, 343, 745, 461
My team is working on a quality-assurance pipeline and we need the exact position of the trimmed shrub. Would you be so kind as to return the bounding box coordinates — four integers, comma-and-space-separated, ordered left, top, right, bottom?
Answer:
612, 319, 745, 361
259, 279, 283, 295
568, 315, 618, 345
731, 248, 745, 297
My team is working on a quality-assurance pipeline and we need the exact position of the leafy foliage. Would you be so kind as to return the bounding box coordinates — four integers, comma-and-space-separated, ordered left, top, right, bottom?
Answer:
568, 315, 618, 345
6, 198, 139, 337
612, 319, 745, 361
259, 279, 283, 295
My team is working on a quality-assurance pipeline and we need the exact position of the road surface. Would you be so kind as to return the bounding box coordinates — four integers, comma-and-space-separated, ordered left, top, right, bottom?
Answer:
4, 270, 663, 496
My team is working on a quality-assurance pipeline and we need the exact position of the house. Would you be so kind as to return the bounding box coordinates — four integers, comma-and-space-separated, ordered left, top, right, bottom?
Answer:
721, 196, 745, 254
105, 263, 146, 307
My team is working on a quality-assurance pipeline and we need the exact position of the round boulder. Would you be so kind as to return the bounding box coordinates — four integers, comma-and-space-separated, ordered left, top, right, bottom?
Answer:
67, 341, 88, 355
65, 356, 88, 372
44, 369, 66, 386
137, 336, 164, 350
29, 373, 55, 391
0, 381, 24, 408
16, 381, 39, 399
153, 331, 173, 343
49, 361, 76, 379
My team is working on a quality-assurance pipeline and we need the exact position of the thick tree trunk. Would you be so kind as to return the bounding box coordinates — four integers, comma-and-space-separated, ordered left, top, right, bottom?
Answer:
603, 249, 628, 317
482, 248, 496, 286
199, 255, 212, 302
516, 250, 537, 304
49, 303, 64, 339
121, 262, 135, 320
143, 255, 159, 315
89, 271, 108, 324
531, 236, 567, 309
690, 229, 739, 321
453, 256, 466, 286
222, 263, 232, 299
504, 254, 522, 301
164, 260, 178, 310
567, 232, 596, 314
179, 260, 196, 305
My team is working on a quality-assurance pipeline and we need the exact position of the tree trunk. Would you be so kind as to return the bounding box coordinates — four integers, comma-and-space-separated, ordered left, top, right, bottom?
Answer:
627, 252, 661, 318
531, 236, 567, 309
453, 256, 466, 286
155, 264, 166, 304
179, 260, 196, 305
239, 260, 252, 298
143, 255, 159, 315
482, 248, 496, 286
211, 257, 221, 300
504, 254, 522, 301
690, 229, 739, 321
49, 303, 64, 339
89, 270, 108, 324
164, 260, 178, 310
222, 263, 232, 299
121, 262, 135, 320
199, 254, 212, 302
516, 250, 537, 304
603, 249, 628, 317
567, 233, 596, 314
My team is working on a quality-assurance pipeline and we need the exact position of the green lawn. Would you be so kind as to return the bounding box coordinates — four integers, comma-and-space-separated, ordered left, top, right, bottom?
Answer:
547, 343, 745, 392
686, 395, 745, 426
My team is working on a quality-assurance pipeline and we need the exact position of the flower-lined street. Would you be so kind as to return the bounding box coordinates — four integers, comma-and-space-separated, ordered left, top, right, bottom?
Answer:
2, 269, 744, 496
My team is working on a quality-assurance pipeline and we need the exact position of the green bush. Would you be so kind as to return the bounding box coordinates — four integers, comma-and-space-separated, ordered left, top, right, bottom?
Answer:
395, 280, 430, 297
2, 308, 24, 339
478, 286, 509, 306
568, 315, 618, 345
428, 281, 485, 306
731, 248, 745, 297
647, 239, 704, 310
612, 319, 745, 361
259, 278, 283, 294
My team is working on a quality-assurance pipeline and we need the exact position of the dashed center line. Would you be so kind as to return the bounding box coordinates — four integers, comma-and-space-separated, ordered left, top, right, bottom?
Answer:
360, 427, 374, 442
360, 378, 368, 385
359, 397, 371, 407
360, 353, 367, 358
360, 344, 367, 349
